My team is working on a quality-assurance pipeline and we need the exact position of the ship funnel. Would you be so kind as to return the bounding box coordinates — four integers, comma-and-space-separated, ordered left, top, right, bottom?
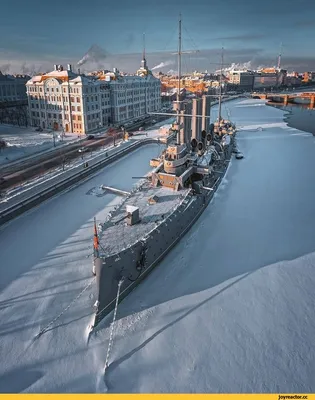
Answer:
201, 130, 207, 149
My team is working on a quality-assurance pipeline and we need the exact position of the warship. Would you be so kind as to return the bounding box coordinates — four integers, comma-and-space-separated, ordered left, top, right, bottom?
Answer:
90, 16, 241, 328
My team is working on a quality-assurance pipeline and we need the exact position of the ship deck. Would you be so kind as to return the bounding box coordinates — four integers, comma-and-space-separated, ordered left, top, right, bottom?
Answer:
98, 181, 190, 256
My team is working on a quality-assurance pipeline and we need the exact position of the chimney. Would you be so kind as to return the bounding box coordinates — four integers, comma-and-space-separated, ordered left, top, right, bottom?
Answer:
54, 64, 57, 71
78, 68, 81, 75
67, 64, 72, 72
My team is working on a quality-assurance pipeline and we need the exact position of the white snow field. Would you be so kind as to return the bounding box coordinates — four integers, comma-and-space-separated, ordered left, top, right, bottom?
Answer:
1, 99, 315, 393
0, 143, 164, 393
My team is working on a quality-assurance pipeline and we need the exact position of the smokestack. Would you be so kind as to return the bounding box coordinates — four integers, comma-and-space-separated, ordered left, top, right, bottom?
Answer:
191, 98, 202, 143
67, 64, 72, 72
201, 95, 211, 132
78, 68, 81, 75
180, 101, 192, 146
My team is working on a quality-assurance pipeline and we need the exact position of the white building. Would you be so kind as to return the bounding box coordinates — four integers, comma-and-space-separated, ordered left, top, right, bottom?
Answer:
26, 55, 161, 134
107, 73, 161, 124
26, 64, 111, 135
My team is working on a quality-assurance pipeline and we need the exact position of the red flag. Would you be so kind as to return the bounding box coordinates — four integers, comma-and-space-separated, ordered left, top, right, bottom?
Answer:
93, 217, 99, 258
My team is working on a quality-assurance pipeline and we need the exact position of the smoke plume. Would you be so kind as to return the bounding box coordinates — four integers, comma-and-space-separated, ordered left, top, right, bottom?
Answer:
0, 63, 11, 74
77, 44, 108, 67
219, 61, 252, 73
151, 60, 173, 71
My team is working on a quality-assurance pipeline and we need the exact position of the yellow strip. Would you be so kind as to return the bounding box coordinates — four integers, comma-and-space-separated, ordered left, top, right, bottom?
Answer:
0, 395, 314, 399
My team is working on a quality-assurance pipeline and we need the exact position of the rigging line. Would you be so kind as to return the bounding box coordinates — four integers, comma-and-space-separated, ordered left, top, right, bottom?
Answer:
183, 26, 200, 53
158, 25, 178, 53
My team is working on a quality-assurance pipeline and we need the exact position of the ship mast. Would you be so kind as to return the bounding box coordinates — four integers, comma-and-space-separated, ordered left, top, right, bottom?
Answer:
218, 47, 223, 122
177, 13, 182, 105
175, 13, 182, 145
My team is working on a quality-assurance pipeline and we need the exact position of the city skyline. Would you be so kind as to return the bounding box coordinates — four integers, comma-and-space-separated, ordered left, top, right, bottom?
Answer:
1, 0, 315, 74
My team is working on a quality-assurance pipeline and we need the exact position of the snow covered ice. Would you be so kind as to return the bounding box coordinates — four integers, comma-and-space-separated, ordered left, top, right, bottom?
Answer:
1, 99, 315, 393
0, 144, 162, 393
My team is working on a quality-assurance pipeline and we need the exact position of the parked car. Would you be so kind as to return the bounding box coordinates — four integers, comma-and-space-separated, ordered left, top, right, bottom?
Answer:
78, 147, 89, 153
87, 134, 95, 140
139, 126, 144, 131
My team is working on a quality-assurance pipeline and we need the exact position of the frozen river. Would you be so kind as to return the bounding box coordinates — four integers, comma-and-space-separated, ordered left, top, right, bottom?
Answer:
1, 99, 315, 393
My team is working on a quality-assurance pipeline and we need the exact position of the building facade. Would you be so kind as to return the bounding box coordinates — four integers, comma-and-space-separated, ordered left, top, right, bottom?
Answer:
253, 73, 278, 90
26, 57, 161, 134
0, 72, 29, 102
227, 71, 254, 91
108, 74, 161, 124
26, 64, 111, 134
94, 54, 161, 125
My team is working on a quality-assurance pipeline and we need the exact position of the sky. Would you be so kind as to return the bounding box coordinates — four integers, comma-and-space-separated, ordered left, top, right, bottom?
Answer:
0, 0, 314, 75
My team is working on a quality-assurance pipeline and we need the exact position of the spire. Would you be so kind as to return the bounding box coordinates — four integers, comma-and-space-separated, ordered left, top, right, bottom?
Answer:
141, 32, 147, 70
277, 42, 282, 70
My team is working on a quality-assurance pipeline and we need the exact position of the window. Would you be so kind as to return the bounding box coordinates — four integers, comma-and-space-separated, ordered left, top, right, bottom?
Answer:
78, 115, 82, 121
70, 97, 74, 102
77, 97, 80, 103
48, 113, 51, 118
77, 106, 81, 112
54, 114, 57, 119
72, 106, 75, 111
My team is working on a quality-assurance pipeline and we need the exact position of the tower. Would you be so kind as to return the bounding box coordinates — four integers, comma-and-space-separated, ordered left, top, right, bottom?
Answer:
136, 32, 150, 76
141, 32, 147, 70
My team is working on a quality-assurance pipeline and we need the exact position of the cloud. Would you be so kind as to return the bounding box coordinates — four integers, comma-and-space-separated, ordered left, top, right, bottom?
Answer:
214, 34, 267, 41
2, 46, 315, 75
294, 19, 315, 27
151, 60, 174, 71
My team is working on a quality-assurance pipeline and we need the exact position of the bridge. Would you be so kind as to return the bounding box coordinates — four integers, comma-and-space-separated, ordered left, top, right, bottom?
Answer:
252, 92, 315, 108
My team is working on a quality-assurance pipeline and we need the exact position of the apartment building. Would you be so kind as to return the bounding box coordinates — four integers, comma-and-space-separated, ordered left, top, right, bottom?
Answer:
26, 64, 111, 134
95, 55, 161, 125
27, 58, 161, 134
108, 73, 161, 124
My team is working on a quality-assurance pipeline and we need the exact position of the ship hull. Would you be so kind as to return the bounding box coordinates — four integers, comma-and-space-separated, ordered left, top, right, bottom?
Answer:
92, 138, 235, 327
